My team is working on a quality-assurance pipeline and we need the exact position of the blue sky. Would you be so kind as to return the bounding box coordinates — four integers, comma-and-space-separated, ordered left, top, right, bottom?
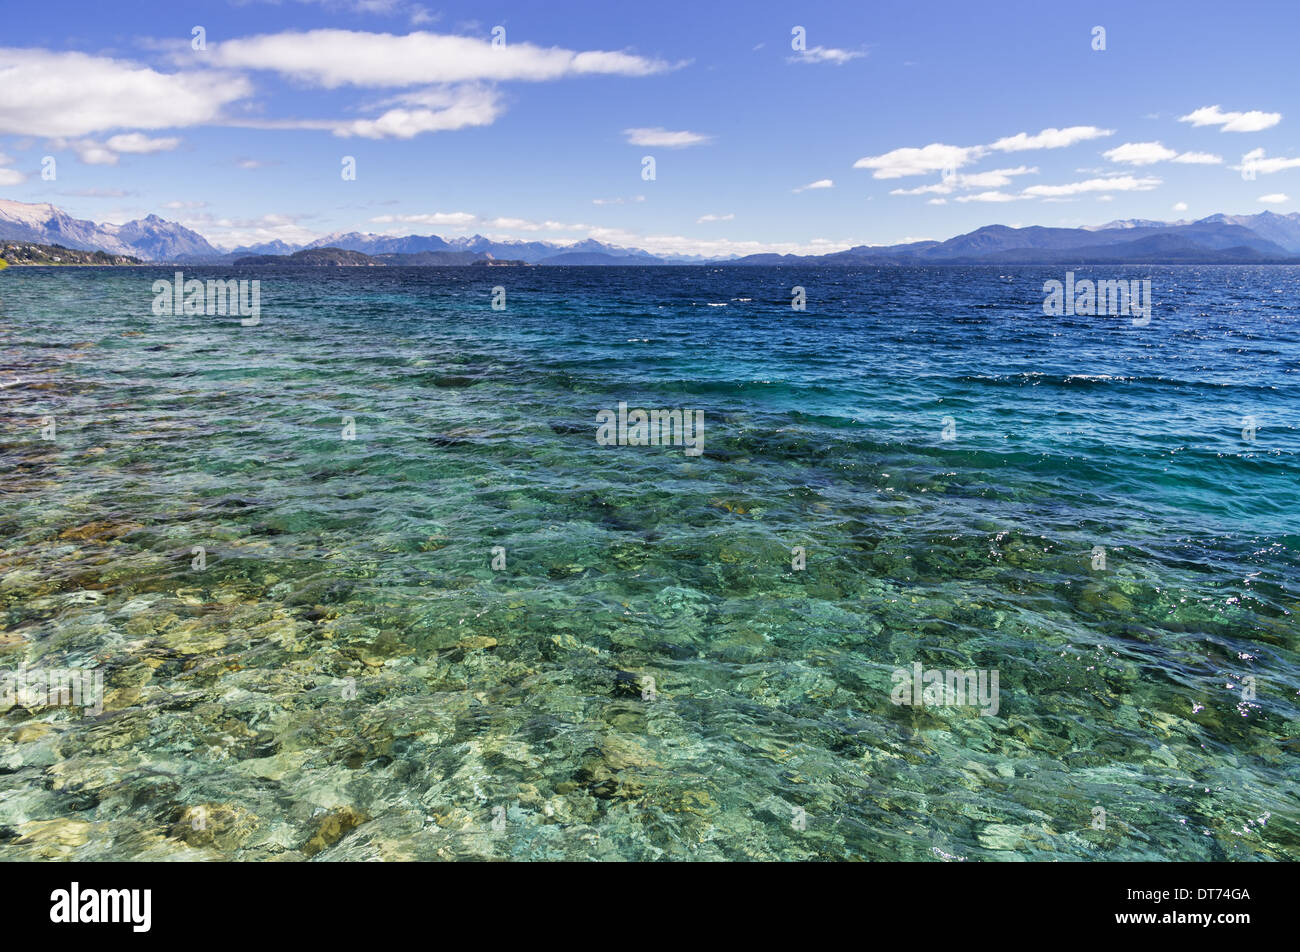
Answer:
2, 0, 1298, 254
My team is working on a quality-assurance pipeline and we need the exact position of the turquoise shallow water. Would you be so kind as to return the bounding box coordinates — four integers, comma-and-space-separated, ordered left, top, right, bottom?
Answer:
0, 265, 1297, 860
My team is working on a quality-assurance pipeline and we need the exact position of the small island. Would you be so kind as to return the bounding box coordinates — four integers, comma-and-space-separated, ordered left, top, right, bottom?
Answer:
233, 247, 384, 267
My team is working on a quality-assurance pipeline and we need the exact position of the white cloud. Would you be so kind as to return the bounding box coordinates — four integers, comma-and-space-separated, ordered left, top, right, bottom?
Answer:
67, 140, 119, 165
1234, 148, 1300, 175
854, 143, 986, 179
371, 211, 478, 226
696, 213, 734, 223
1179, 105, 1281, 132
1258, 193, 1290, 205
857, 127, 1110, 180
106, 133, 181, 154
793, 178, 834, 192
1022, 175, 1161, 198
1173, 202, 1188, 212
954, 190, 1022, 203
958, 165, 1037, 187
890, 166, 1037, 195
224, 86, 504, 139
788, 47, 865, 65
623, 127, 710, 148
0, 152, 25, 185
339, 87, 503, 138
1104, 141, 1224, 166
989, 126, 1113, 152
1103, 142, 1176, 165
207, 30, 674, 87
0, 48, 250, 137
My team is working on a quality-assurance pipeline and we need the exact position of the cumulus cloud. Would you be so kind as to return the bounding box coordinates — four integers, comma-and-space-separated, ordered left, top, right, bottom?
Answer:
856, 127, 1110, 179
793, 178, 834, 192
988, 126, 1113, 152
1234, 148, 1300, 175
623, 127, 711, 148
1102, 142, 1176, 165
1258, 193, 1290, 205
854, 143, 986, 179
1103, 142, 1223, 166
0, 48, 250, 137
206, 30, 675, 87
1179, 105, 1281, 132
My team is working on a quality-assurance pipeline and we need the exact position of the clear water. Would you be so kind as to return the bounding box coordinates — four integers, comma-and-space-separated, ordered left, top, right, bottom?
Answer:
1, 265, 1296, 860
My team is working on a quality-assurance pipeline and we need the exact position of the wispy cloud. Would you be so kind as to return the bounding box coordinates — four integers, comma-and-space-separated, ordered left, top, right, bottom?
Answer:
793, 178, 834, 192
954, 190, 1023, 203
989, 126, 1113, 152
1021, 175, 1161, 198
788, 46, 865, 65
623, 127, 711, 148
1258, 193, 1290, 205
696, 213, 734, 223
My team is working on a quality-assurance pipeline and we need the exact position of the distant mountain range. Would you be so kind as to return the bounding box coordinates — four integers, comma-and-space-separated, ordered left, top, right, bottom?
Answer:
3, 198, 1300, 266
0, 199, 221, 260
726, 214, 1300, 265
